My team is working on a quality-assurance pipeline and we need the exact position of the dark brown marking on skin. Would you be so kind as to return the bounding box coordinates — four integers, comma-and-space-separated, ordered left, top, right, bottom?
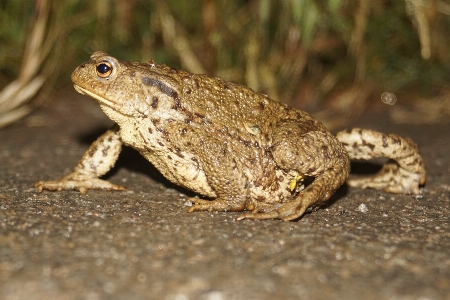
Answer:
259, 102, 265, 110
157, 140, 164, 147
192, 78, 200, 89
362, 141, 375, 151
130, 71, 136, 77
89, 146, 98, 157
148, 127, 153, 134
382, 135, 389, 147
172, 97, 183, 111
175, 148, 185, 159
391, 137, 401, 145
141, 76, 179, 99
271, 183, 279, 191
157, 127, 168, 136
202, 118, 212, 126
406, 161, 417, 166
242, 140, 252, 147
150, 96, 159, 109
102, 146, 109, 157
194, 111, 206, 119
151, 118, 160, 126
321, 145, 329, 159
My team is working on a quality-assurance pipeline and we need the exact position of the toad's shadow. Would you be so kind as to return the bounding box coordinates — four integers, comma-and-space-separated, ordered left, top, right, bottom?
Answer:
323, 160, 384, 209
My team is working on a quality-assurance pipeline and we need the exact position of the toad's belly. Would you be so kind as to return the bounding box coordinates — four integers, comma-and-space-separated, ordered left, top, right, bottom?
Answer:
140, 148, 297, 203
141, 150, 217, 198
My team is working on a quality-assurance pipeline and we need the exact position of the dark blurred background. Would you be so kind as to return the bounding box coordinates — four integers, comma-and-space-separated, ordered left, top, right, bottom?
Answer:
1, 0, 449, 128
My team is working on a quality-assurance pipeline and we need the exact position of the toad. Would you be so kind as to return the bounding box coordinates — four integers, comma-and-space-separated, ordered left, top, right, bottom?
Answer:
35, 52, 426, 221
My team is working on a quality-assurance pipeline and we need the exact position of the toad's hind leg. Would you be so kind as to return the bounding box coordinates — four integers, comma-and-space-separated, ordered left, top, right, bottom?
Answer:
180, 131, 249, 213
336, 128, 426, 194
238, 124, 350, 221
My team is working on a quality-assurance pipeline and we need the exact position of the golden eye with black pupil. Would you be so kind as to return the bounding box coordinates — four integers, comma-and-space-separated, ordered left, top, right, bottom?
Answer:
96, 62, 113, 78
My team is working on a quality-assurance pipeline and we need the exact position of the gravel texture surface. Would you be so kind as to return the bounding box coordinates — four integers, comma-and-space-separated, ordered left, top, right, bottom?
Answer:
1, 90, 449, 300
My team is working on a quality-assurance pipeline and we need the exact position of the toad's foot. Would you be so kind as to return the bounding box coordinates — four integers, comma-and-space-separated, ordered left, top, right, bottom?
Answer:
337, 128, 426, 195
35, 174, 125, 194
236, 200, 309, 222
187, 197, 246, 213
347, 160, 423, 194
237, 166, 345, 222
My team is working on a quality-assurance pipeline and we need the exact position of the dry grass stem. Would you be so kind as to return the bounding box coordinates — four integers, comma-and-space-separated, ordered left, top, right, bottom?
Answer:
1, 1, 448, 127
407, 0, 432, 59
349, 0, 370, 82
0, 0, 54, 128
157, 2, 206, 74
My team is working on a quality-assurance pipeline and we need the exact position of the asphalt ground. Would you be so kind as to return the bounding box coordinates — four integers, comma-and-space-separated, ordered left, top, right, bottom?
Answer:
1, 87, 449, 300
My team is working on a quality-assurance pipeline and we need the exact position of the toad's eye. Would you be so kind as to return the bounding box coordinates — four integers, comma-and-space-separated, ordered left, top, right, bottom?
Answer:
96, 62, 113, 78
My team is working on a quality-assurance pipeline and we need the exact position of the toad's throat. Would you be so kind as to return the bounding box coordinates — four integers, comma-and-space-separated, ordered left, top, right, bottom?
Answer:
73, 85, 117, 108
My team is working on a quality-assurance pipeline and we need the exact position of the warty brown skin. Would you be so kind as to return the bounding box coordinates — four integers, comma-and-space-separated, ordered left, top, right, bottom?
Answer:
35, 52, 426, 221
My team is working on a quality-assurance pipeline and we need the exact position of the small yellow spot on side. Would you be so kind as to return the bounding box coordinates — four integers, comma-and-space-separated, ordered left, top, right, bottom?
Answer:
289, 173, 304, 191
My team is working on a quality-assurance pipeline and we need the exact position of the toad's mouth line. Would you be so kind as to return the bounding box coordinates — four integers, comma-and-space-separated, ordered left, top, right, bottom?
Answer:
73, 84, 117, 108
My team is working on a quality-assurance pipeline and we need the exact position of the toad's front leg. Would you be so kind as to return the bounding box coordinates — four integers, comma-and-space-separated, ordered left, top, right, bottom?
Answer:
34, 125, 125, 194
238, 122, 350, 221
